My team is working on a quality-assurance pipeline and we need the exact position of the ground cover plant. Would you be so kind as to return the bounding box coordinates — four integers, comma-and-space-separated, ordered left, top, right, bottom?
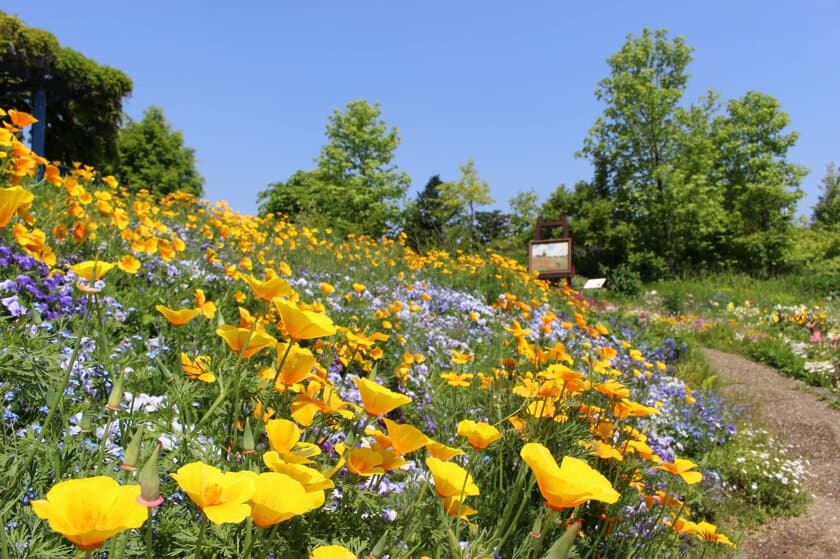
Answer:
0, 110, 810, 558
601, 276, 840, 406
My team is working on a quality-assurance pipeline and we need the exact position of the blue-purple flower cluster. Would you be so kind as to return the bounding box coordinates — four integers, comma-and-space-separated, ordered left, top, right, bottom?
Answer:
0, 244, 85, 321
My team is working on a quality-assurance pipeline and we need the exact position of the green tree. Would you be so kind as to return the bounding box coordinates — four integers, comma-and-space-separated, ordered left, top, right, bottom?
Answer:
402, 175, 451, 252
437, 158, 494, 251
578, 28, 804, 277
489, 189, 540, 261
578, 28, 697, 277
110, 106, 204, 197
812, 162, 840, 228
0, 11, 132, 168
711, 91, 806, 273
258, 100, 410, 237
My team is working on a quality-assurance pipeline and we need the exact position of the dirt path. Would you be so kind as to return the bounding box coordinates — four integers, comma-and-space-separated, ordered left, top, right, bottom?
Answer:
702, 348, 840, 559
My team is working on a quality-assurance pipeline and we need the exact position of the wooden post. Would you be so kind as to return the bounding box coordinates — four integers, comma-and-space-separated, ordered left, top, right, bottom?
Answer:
31, 87, 47, 181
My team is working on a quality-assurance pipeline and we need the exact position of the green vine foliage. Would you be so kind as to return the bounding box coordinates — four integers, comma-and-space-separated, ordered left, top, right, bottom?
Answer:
0, 10, 132, 168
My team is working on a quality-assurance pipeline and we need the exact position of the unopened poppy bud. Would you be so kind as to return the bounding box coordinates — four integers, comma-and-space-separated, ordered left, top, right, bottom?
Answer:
137, 443, 164, 508
120, 424, 145, 472
79, 411, 92, 433
105, 371, 125, 412
241, 418, 255, 454
369, 529, 389, 558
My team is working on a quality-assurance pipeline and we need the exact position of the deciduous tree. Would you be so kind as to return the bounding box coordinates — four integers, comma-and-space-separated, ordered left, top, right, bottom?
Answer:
258, 100, 409, 237
110, 106, 204, 198
437, 158, 494, 251
711, 91, 805, 272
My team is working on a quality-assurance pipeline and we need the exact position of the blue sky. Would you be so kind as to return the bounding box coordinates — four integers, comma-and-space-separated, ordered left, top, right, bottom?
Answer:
4, 1, 839, 219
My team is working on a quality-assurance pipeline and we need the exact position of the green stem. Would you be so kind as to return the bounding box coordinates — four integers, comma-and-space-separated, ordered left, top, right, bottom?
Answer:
241, 519, 255, 559
494, 477, 535, 552
195, 383, 228, 428
0, 509, 9, 559
259, 525, 278, 559
145, 508, 154, 559
95, 411, 117, 470
194, 515, 207, 559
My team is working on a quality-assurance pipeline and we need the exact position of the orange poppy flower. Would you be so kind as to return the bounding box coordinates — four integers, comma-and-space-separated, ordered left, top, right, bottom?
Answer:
457, 419, 502, 449
520, 442, 619, 511
352, 377, 412, 416
156, 305, 201, 326
216, 325, 277, 359
274, 299, 336, 340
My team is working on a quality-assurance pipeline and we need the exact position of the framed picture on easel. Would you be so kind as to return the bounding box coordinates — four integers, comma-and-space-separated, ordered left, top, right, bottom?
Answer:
528, 239, 572, 276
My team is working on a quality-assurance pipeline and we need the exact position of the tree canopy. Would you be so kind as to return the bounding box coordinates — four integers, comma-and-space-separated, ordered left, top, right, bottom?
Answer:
812, 162, 839, 228
109, 106, 204, 198
0, 10, 132, 168
437, 158, 495, 251
258, 100, 410, 237
577, 28, 804, 278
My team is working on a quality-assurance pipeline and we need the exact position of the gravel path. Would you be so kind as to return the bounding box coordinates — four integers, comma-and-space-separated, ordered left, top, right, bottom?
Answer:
702, 348, 840, 559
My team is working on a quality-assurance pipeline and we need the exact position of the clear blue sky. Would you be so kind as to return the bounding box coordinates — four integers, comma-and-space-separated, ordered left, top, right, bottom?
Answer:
4, 1, 839, 219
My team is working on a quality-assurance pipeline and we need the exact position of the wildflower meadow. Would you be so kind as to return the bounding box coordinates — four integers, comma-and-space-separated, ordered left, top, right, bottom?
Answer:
0, 110, 811, 558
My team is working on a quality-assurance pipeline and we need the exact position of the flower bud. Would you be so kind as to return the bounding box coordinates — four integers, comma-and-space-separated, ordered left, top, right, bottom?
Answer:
136, 442, 164, 508
105, 371, 124, 412
120, 424, 144, 472
241, 418, 255, 455
79, 411, 92, 433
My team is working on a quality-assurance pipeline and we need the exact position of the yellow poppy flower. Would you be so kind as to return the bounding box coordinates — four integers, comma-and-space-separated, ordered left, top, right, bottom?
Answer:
655, 457, 703, 485
426, 440, 465, 461
30, 476, 146, 551
69, 260, 115, 282
264, 418, 321, 464
0, 186, 34, 229
216, 325, 277, 359
425, 457, 479, 498
249, 472, 323, 528
382, 418, 430, 455
180, 353, 216, 383
457, 419, 502, 449
194, 289, 216, 319
170, 462, 257, 524
450, 349, 473, 365
440, 372, 474, 387
8, 109, 38, 128
345, 446, 386, 477
310, 545, 356, 559
671, 518, 736, 546
274, 298, 336, 340
290, 380, 355, 426
156, 304, 202, 326
442, 495, 478, 520
116, 255, 141, 274
352, 377, 412, 416
264, 342, 318, 388
241, 273, 296, 301
262, 454, 334, 492
520, 442, 619, 511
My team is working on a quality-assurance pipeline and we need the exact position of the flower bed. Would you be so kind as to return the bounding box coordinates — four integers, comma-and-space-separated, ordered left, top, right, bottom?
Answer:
0, 109, 805, 558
